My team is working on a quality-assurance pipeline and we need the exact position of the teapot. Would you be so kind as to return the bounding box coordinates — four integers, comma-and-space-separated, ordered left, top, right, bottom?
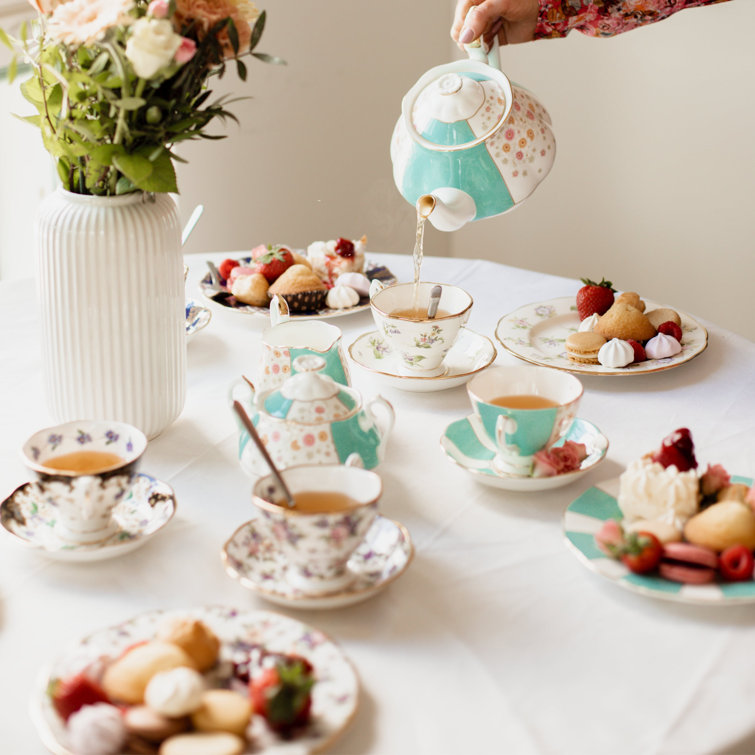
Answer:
390, 39, 555, 231
230, 354, 394, 476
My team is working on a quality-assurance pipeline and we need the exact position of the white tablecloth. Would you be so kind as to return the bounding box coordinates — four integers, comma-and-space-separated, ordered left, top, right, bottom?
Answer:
2, 252, 755, 755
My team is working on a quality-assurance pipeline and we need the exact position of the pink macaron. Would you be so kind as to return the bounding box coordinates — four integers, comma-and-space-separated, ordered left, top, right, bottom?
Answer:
659, 542, 719, 584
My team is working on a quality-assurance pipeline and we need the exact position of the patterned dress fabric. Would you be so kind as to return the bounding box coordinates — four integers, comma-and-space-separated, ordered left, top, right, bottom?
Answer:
535, 0, 729, 38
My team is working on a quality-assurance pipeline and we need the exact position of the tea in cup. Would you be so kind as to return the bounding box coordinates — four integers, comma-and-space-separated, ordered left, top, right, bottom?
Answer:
252, 463, 381, 594
21, 420, 148, 543
467, 365, 583, 476
370, 282, 473, 376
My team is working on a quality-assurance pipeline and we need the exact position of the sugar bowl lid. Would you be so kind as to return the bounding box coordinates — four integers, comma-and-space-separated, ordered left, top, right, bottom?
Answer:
262, 355, 360, 422
401, 51, 513, 153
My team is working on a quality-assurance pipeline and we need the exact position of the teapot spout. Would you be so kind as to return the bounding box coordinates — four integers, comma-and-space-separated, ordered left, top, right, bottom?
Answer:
417, 189, 476, 232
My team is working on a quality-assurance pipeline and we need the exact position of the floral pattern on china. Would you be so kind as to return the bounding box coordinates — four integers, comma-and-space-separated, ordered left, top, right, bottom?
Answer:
230, 354, 394, 475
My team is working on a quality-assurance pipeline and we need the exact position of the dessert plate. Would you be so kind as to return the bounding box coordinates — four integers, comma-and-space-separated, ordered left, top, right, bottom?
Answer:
30, 606, 358, 755
222, 516, 414, 610
440, 417, 608, 491
348, 328, 496, 392
495, 296, 708, 376
0, 473, 176, 561
199, 258, 396, 320
185, 299, 212, 337
563, 475, 755, 604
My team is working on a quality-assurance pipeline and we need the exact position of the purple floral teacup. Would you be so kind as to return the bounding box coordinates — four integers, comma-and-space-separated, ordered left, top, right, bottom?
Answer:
370, 281, 473, 377
251, 463, 382, 595
21, 420, 148, 544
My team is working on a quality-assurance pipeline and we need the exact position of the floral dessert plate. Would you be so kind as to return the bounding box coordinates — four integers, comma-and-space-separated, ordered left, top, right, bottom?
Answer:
563, 475, 755, 605
30, 605, 359, 755
441, 417, 608, 492
495, 296, 708, 376
185, 299, 212, 337
222, 516, 414, 610
348, 328, 496, 392
199, 258, 396, 320
0, 473, 176, 562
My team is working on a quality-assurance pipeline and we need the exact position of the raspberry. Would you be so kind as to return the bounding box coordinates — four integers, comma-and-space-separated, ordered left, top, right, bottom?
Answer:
334, 237, 355, 258
651, 428, 697, 472
657, 321, 682, 342
626, 339, 646, 363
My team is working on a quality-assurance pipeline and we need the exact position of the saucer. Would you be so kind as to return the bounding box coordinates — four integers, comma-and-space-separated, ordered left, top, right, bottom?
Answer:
0, 473, 176, 561
440, 417, 608, 491
186, 299, 212, 337
348, 327, 496, 392
222, 516, 414, 609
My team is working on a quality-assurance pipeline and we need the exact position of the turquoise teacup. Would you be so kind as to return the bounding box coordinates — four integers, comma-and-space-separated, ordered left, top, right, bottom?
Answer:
467, 365, 583, 476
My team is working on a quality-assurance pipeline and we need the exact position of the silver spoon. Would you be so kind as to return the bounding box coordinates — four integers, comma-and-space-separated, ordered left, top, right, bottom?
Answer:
232, 400, 296, 509
181, 204, 204, 247
205, 260, 235, 303
427, 285, 442, 319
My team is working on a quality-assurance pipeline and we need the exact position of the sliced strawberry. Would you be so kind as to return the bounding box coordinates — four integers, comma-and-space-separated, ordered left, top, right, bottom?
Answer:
657, 321, 683, 342
576, 278, 615, 320
49, 672, 110, 721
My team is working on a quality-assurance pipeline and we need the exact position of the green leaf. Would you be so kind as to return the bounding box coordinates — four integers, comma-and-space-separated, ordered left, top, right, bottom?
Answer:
12, 113, 42, 128
115, 176, 136, 195
227, 18, 239, 56
112, 153, 153, 186
0, 27, 12, 50
236, 59, 247, 82
252, 52, 286, 65
249, 10, 266, 52
7, 57, 17, 84
112, 96, 146, 110
138, 150, 177, 193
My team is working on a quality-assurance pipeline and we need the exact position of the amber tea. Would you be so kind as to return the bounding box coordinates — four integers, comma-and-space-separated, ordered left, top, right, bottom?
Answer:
41, 450, 125, 474
277, 490, 359, 513
490, 394, 559, 410
390, 307, 451, 320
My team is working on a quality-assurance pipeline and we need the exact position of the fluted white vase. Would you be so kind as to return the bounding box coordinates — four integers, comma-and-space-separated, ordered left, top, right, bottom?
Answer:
36, 189, 185, 439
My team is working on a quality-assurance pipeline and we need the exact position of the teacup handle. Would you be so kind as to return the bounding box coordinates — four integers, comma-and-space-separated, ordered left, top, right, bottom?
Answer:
369, 279, 385, 300
72, 476, 98, 520
269, 294, 290, 328
495, 413, 519, 452
227, 377, 257, 425
345, 452, 364, 468
364, 395, 395, 450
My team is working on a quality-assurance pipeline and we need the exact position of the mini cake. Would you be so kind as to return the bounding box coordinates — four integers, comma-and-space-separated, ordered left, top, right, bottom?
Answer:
307, 236, 366, 286
156, 617, 220, 673
594, 301, 656, 342
565, 332, 606, 364
267, 264, 328, 312
683, 501, 755, 551
230, 272, 269, 307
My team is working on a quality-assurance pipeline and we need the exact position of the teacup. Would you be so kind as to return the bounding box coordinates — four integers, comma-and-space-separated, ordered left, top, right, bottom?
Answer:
467, 365, 583, 476
370, 281, 473, 376
21, 419, 148, 543
252, 463, 381, 595
258, 294, 350, 393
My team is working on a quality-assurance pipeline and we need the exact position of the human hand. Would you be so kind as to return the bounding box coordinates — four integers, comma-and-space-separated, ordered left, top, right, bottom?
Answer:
451, 0, 539, 48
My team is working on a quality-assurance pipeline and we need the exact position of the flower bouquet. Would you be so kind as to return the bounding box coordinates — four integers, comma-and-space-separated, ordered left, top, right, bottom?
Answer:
2, 0, 282, 195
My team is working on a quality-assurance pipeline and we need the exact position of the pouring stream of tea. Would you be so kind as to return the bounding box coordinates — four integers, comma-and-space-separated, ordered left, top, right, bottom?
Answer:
412, 196, 435, 311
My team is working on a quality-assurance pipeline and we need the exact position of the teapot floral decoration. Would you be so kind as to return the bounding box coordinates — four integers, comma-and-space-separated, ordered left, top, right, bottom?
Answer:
390, 39, 555, 231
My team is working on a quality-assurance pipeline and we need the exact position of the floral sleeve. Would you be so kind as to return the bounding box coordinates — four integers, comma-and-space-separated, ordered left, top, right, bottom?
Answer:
535, 0, 730, 38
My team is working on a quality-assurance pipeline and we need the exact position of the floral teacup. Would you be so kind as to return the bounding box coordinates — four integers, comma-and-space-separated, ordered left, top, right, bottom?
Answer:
370, 282, 473, 377
252, 463, 382, 595
21, 420, 147, 544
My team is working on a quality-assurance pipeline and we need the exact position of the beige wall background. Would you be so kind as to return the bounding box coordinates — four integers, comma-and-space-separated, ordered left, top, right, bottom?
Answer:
2, 1, 754, 339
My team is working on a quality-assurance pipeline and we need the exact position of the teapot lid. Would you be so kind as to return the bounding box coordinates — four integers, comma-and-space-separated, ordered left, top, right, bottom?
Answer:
402, 59, 513, 153
261, 355, 361, 423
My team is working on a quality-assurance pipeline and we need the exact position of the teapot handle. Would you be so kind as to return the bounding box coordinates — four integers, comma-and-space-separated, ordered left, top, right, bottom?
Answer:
463, 21, 502, 72
364, 395, 395, 453
269, 294, 290, 328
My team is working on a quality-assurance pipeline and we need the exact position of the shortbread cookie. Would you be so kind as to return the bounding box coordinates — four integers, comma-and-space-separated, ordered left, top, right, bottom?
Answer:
190, 689, 252, 737
615, 291, 645, 312
159, 732, 245, 755
646, 307, 681, 329
594, 301, 656, 342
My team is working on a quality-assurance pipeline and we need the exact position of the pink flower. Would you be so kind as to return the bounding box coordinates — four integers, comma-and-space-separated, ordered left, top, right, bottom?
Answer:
48, 0, 134, 46
532, 441, 587, 478
148, 0, 169, 18
700, 463, 731, 498
174, 36, 197, 63
27, 0, 66, 13
174, 0, 260, 59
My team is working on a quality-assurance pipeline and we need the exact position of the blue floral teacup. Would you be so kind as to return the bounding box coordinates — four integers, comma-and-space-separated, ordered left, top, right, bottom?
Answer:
370, 282, 473, 377
21, 420, 148, 544
467, 366, 583, 476
252, 463, 381, 595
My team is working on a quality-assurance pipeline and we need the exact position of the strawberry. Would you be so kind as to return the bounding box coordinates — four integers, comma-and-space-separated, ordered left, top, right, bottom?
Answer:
651, 427, 697, 472
620, 531, 663, 574
48, 672, 110, 721
334, 237, 355, 258
576, 278, 615, 321
657, 321, 683, 342
249, 654, 315, 733
626, 339, 646, 363
250, 244, 294, 283
594, 519, 625, 557
218, 258, 240, 282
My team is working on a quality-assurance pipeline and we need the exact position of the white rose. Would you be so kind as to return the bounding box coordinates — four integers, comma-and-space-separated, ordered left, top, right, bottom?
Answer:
125, 18, 181, 79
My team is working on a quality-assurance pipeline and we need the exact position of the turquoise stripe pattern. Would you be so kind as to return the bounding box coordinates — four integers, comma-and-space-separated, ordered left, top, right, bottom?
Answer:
473, 402, 557, 457
330, 416, 380, 469
445, 418, 495, 461
289, 347, 348, 386
568, 486, 621, 521
263, 392, 294, 418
